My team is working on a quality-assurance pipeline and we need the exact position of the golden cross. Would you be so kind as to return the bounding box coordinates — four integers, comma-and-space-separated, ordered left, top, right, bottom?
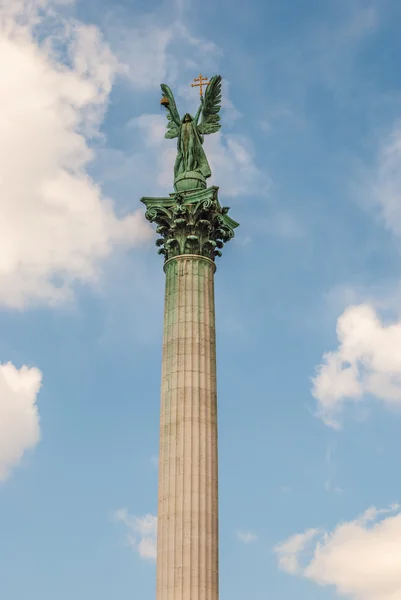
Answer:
191, 73, 210, 97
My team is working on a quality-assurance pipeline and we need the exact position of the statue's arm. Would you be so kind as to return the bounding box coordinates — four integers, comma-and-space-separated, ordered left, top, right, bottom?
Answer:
195, 97, 203, 125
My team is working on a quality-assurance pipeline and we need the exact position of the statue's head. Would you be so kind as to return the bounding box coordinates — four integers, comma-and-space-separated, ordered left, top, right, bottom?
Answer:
183, 113, 192, 123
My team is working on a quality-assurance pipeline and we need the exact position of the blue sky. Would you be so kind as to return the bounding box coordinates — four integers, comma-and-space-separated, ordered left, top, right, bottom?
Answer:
1, 0, 401, 599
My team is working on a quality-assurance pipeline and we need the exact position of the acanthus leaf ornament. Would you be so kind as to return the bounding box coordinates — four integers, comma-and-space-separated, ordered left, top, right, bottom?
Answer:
141, 186, 239, 262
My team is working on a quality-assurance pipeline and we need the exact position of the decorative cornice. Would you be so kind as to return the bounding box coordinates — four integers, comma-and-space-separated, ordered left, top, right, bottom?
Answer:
141, 186, 239, 262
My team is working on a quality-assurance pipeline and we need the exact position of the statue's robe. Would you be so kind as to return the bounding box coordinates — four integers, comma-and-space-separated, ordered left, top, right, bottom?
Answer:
174, 119, 211, 180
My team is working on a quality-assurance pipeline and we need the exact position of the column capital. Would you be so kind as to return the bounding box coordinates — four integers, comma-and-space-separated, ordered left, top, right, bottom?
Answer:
141, 186, 239, 263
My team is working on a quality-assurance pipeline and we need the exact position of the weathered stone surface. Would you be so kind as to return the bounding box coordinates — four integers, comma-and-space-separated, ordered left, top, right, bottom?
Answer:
157, 255, 219, 600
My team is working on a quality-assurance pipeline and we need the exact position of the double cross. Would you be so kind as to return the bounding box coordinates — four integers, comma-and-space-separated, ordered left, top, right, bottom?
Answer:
191, 74, 210, 97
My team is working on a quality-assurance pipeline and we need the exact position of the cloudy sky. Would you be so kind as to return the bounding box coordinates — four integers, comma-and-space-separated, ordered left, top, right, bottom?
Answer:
1, 0, 401, 599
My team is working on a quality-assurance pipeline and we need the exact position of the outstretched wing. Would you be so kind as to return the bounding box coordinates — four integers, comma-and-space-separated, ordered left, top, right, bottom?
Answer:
160, 83, 180, 139
198, 75, 222, 135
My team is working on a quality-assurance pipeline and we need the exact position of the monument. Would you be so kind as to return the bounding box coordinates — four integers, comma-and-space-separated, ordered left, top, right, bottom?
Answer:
141, 74, 239, 600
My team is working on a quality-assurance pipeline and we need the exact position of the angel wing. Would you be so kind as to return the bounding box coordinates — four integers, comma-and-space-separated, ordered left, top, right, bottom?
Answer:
160, 83, 181, 139
198, 75, 222, 135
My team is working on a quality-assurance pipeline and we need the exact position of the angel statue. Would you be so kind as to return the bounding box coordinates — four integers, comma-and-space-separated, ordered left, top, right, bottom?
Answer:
160, 75, 222, 192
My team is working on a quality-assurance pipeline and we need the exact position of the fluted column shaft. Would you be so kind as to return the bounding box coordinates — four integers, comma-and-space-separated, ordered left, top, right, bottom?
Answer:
157, 254, 219, 600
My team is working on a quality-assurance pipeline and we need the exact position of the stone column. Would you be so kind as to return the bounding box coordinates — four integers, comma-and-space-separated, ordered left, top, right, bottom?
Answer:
157, 254, 218, 600
140, 186, 238, 600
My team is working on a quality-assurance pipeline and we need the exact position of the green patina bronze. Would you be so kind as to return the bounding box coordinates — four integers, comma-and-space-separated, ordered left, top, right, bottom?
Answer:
141, 186, 238, 262
161, 74, 222, 192
140, 74, 239, 262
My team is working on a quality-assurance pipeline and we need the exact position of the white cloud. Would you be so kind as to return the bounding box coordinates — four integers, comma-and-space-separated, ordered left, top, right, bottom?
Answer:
275, 504, 401, 600
371, 122, 401, 238
275, 528, 320, 575
236, 530, 258, 544
312, 304, 401, 427
0, 0, 151, 309
217, 79, 242, 125
0, 361, 42, 481
114, 509, 157, 561
108, 18, 221, 91
312, 117, 401, 429
204, 132, 269, 197
110, 24, 175, 89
